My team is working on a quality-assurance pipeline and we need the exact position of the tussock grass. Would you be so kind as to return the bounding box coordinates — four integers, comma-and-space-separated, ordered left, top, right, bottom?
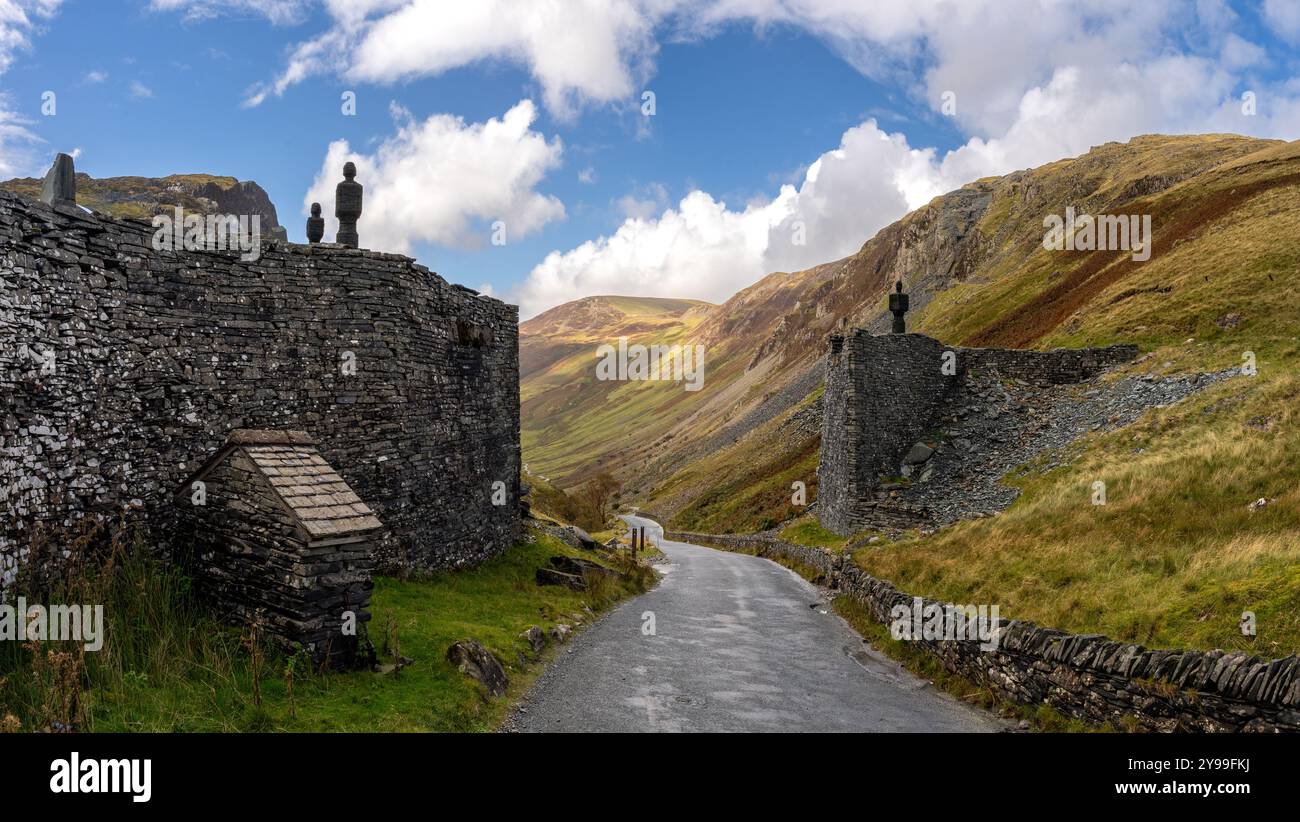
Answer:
855, 367, 1300, 655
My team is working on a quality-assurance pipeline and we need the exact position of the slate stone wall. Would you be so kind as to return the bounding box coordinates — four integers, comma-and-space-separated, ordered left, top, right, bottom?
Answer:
960, 343, 1139, 385
664, 528, 1300, 732
817, 330, 1137, 535
819, 333, 952, 535
0, 192, 520, 582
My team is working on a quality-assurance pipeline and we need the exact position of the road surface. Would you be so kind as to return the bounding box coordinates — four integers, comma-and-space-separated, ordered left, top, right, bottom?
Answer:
508, 516, 1003, 732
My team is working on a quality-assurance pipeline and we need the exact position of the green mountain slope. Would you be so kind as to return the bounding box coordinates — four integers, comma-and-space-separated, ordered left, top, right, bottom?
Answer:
521, 133, 1300, 654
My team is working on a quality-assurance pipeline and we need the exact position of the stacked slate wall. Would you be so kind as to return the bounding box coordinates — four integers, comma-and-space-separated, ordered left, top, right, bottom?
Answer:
817, 329, 1137, 535
0, 191, 521, 582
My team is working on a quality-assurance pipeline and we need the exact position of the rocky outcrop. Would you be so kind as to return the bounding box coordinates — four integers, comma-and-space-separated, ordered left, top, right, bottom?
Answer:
2, 171, 282, 230
662, 528, 1300, 732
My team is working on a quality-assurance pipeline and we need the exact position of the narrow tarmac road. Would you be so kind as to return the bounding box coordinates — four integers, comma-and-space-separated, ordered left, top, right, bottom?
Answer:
508, 516, 1003, 732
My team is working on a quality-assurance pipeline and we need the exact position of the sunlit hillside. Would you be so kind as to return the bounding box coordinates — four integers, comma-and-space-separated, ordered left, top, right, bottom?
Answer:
521, 134, 1300, 654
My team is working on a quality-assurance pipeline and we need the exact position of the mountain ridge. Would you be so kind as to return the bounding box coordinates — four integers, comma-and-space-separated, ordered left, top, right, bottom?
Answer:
520, 133, 1296, 533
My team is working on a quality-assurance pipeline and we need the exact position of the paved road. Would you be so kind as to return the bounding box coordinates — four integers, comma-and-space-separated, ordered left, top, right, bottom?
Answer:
508, 516, 1002, 733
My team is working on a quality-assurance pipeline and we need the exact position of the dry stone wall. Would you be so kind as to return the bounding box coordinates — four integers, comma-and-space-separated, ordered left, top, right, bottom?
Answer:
0, 191, 520, 582
818, 330, 1137, 534
663, 528, 1300, 732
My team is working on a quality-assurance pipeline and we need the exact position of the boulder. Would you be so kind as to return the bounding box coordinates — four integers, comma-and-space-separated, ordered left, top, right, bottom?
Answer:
903, 442, 934, 465
521, 625, 545, 653
550, 624, 573, 644
446, 639, 508, 697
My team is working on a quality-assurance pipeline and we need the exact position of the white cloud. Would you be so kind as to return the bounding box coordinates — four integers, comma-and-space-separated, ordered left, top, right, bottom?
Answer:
0, 1, 62, 176
517, 188, 784, 319
146, 0, 308, 25
129, 80, 154, 99
0, 0, 60, 74
303, 99, 564, 254
1263, 0, 1300, 44
83, 68, 107, 83
578, 166, 597, 184
247, 0, 660, 117
513, 121, 942, 317
615, 181, 668, 220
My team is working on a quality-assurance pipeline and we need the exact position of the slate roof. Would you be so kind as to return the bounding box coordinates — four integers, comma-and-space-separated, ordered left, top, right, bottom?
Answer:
181, 429, 383, 542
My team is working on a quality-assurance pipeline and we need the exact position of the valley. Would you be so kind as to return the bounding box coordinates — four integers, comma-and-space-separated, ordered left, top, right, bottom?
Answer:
521, 133, 1300, 658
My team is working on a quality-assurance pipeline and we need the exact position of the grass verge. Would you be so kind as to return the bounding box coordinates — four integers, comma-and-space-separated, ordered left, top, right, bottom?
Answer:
0, 525, 654, 732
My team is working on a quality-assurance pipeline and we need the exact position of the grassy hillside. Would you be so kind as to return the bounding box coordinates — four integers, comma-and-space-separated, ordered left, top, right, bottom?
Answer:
522, 133, 1300, 655
521, 295, 719, 485
855, 138, 1300, 655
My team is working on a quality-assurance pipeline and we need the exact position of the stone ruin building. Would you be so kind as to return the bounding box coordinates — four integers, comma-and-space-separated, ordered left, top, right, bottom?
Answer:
175, 430, 381, 667
817, 282, 1138, 535
1, 155, 522, 647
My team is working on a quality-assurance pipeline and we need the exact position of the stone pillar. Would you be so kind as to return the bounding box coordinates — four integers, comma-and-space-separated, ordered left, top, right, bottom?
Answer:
306, 202, 324, 244
888, 280, 909, 334
40, 153, 76, 209
335, 162, 362, 248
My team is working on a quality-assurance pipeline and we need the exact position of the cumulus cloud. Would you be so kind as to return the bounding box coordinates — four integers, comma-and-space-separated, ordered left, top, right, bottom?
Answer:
510, 1, 1300, 317
303, 99, 564, 253
246, 0, 658, 118
513, 121, 944, 317
517, 188, 784, 319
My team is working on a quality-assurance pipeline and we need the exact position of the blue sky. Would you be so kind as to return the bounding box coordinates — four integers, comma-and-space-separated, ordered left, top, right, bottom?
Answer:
2, 1, 1299, 317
